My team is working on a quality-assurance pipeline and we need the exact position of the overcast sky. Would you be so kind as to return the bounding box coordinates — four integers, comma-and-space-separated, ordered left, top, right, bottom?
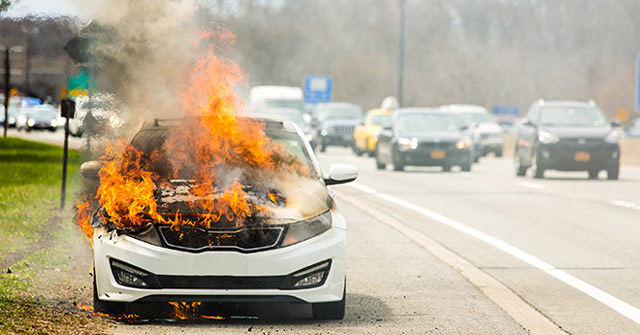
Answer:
3, 0, 87, 18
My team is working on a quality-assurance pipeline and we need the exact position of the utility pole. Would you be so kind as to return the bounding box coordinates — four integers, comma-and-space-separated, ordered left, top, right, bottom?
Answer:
397, 0, 406, 107
3, 47, 9, 138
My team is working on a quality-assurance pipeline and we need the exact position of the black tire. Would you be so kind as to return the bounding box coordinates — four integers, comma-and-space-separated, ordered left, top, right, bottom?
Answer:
320, 141, 327, 153
473, 155, 479, 163
607, 166, 619, 180
375, 148, 385, 170
351, 143, 364, 157
461, 162, 471, 172
533, 166, 545, 179
442, 165, 451, 172
515, 150, 527, 177
392, 151, 404, 171
93, 271, 125, 315
312, 284, 346, 320
495, 150, 503, 158
588, 169, 599, 180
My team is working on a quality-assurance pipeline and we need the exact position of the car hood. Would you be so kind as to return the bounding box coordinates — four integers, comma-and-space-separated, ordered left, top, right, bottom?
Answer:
541, 125, 612, 139
398, 131, 463, 142
155, 177, 330, 226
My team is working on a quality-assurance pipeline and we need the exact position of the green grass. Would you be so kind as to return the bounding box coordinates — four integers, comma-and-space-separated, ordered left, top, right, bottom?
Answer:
0, 137, 80, 276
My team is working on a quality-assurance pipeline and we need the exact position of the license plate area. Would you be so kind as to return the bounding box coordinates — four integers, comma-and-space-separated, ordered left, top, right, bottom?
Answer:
430, 150, 446, 159
574, 151, 591, 162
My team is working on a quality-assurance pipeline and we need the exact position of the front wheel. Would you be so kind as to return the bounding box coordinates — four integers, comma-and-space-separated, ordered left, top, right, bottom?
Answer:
392, 151, 404, 171
588, 169, 599, 180
514, 149, 527, 177
375, 148, 385, 170
607, 166, 619, 180
495, 149, 503, 158
460, 162, 471, 172
312, 284, 345, 320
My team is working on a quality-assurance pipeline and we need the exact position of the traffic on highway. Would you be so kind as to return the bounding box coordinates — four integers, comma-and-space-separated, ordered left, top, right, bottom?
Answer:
2, 1, 640, 335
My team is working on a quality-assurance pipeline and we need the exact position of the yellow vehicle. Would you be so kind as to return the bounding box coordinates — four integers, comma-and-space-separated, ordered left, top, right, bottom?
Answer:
353, 109, 392, 156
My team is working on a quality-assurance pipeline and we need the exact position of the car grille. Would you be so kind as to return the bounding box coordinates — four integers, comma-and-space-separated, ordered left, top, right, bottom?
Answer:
417, 141, 455, 151
156, 275, 285, 289
331, 125, 355, 134
556, 138, 606, 152
158, 226, 284, 252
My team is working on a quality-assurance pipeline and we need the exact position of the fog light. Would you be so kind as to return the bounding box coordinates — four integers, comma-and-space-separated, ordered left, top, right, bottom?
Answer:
110, 260, 155, 288
295, 271, 326, 288
281, 260, 331, 289
540, 149, 550, 159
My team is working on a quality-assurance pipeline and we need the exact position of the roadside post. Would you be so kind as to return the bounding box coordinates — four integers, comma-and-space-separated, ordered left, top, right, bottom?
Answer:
3, 46, 9, 138
60, 98, 75, 209
637, 55, 640, 113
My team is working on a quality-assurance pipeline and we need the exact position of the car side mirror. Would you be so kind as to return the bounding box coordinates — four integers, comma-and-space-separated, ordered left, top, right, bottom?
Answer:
80, 160, 101, 180
324, 163, 358, 186
523, 119, 536, 128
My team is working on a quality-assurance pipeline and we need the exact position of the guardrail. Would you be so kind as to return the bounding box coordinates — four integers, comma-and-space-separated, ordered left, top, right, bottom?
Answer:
501, 135, 640, 166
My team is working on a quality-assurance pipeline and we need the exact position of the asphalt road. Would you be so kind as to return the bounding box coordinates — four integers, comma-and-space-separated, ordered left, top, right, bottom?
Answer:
11, 128, 639, 334
103, 147, 640, 334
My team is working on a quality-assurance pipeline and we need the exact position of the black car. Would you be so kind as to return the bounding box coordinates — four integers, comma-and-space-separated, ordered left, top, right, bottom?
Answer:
315, 103, 362, 152
375, 108, 474, 172
514, 100, 620, 179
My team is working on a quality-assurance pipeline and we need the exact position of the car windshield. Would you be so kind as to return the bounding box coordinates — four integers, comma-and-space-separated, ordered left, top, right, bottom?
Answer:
396, 113, 461, 132
539, 107, 607, 127
318, 106, 361, 121
458, 112, 498, 125
260, 110, 307, 128
131, 128, 314, 175
29, 107, 56, 118
264, 99, 305, 114
371, 114, 390, 125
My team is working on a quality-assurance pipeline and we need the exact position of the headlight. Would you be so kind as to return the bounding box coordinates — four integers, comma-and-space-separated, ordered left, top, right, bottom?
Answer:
50, 119, 57, 127
305, 133, 314, 142
456, 139, 472, 149
320, 128, 328, 136
282, 211, 332, 247
538, 130, 559, 144
398, 137, 418, 150
604, 131, 620, 144
8, 117, 15, 124
123, 223, 163, 247
27, 118, 35, 127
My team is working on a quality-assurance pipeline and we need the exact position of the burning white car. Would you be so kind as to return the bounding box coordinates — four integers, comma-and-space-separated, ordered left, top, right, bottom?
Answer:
80, 118, 357, 320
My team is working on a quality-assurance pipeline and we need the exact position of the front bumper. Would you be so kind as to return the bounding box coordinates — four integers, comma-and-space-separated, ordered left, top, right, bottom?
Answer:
537, 141, 619, 171
399, 148, 471, 166
93, 214, 346, 304
320, 134, 354, 146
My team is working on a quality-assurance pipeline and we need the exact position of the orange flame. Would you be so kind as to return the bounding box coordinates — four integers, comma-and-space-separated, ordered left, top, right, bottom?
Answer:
75, 201, 93, 245
78, 28, 310, 235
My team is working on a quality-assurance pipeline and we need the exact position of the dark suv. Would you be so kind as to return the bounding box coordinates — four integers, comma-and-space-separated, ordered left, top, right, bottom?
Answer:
314, 103, 362, 152
514, 100, 620, 179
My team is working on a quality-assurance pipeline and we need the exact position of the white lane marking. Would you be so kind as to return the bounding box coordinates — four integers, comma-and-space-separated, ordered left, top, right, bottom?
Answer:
611, 200, 640, 211
341, 194, 566, 335
349, 182, 640, 325
518, 182, 545, 190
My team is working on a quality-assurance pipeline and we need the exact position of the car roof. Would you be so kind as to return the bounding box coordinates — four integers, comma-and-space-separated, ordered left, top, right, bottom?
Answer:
318, 102, 359, 109
367, 108, 392, 115
536, 100, 598, 108
439, 104, 488, 113
395, 107, 441, 115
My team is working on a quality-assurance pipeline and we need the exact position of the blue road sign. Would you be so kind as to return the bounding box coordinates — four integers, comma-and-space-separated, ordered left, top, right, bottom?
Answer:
304, 75, 332, 104
492, 105, 519, 126
636, 56, 640, 112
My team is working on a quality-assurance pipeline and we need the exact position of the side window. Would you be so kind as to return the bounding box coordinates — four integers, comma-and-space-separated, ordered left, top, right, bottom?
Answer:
526, 105, 539, 123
